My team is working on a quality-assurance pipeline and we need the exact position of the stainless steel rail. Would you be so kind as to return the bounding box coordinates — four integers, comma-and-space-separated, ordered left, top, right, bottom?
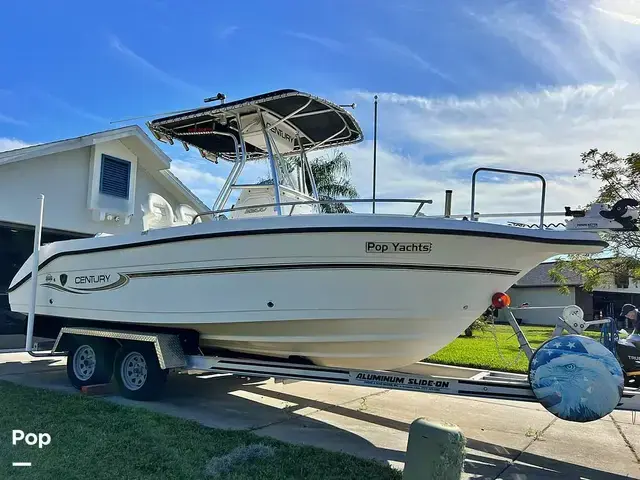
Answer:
424, 211, 568, 220
191, 197, 434, 223
471, 168, 547, 228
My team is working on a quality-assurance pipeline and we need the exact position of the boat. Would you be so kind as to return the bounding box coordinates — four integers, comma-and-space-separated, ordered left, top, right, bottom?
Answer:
7, 89, 618, 370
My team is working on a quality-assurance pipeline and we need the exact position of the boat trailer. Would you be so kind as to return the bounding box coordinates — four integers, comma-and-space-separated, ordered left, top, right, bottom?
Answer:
31, 296, 638, 424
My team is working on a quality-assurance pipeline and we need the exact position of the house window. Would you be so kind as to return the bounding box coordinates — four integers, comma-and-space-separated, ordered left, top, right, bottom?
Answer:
615, 273, 630, 289
99, 155, 131, 199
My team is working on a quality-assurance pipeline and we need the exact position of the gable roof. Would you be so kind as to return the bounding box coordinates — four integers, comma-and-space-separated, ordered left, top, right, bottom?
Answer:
0, 125, 166, 166
513, 261, 584, 288
0, 125, 209, 212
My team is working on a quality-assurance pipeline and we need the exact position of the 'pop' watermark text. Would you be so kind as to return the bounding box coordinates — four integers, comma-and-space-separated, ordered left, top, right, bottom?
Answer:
12, 430, 51, 449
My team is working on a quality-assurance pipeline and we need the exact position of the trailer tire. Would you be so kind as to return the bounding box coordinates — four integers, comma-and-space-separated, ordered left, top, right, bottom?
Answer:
66, 337, 115, 390
114, 342, 168, 401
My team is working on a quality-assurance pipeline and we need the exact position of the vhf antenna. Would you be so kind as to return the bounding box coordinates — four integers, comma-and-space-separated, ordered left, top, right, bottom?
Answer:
110, 92, 227, 124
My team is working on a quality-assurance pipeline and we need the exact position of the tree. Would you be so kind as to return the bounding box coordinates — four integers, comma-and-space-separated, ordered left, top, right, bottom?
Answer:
464, 313, 491, 337
259, 149, 359, 213
549, 148, 640, 292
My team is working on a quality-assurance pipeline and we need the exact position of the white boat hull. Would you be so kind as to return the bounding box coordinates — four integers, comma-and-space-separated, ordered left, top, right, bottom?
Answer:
8, 214, 606, 370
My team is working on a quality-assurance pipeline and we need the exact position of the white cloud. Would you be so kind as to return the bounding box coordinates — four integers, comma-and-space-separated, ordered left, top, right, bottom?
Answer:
0, 138, 30, 153
109, 35, 207, 96
169, 156, 272, 208
218, 26, 239, 39
353, 81, 640, 177
592, 0, 640, 26
343, 140, 599, 221
170, 159, 227, 187
470, 0, 640, 84
284, 31, 343, 51
0, 113, 26, 126
164, 0, 638, 228
331, 0, 640, 221
36, 91, 109, 124
366, 37, 453, 82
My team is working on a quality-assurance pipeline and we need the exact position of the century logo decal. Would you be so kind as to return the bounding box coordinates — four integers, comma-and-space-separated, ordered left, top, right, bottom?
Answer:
41, 272, 130, 294
365, 241, 432, 254
74, 274, 111, 285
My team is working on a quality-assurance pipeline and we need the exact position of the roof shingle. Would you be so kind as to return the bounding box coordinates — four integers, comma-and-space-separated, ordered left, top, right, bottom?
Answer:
514, 262, 583, 287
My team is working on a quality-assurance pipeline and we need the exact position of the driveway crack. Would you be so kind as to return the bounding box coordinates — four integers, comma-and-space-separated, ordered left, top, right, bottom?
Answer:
492, 417, 557, 479
611, 414, 640, 464
248, 389, 392, 432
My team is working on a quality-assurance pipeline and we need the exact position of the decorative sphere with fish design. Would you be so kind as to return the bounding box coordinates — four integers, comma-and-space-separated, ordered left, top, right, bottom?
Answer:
528, 334, 623, 422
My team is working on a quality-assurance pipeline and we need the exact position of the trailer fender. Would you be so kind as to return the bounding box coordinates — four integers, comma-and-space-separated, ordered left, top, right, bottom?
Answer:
52, 327, 186, 370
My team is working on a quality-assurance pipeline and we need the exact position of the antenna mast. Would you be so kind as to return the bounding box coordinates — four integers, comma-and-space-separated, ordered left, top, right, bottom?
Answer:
372, 95, 378, 214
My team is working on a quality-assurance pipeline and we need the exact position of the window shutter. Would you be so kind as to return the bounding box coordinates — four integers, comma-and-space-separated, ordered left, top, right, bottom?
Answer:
100, 155, 131, 199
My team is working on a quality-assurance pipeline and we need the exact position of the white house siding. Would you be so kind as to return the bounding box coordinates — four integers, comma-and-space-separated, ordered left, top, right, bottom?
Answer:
506, 286, 576, 326
0, 146, 93, 233
0, 140, 190, 235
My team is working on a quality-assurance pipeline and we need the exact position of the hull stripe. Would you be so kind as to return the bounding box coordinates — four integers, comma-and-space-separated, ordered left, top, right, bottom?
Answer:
124, 263, 521, 279
9, 224, 603, 293
33, 263, 522, 295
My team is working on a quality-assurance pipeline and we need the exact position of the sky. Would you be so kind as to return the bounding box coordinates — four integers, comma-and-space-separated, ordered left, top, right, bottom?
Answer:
1, 0, 640, 220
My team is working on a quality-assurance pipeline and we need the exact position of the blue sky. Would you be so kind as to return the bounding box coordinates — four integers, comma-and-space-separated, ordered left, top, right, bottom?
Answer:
1, 0, 640, 216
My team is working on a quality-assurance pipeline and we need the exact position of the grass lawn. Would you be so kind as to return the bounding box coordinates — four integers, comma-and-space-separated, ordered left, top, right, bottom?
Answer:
426, 324, 604, 374
0, 381, 401, 480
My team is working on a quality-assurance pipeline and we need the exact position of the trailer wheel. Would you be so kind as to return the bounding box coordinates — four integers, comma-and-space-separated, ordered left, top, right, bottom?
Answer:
114, 342, 168, 401
66, 338, 115, 389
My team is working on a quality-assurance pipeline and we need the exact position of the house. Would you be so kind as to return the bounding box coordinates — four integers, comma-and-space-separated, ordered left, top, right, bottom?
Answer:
0, 125, 208, 338
506, 259, 640, 326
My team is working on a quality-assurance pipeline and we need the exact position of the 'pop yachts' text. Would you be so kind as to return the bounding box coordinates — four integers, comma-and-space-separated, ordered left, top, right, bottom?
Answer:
365, 242, 432, 253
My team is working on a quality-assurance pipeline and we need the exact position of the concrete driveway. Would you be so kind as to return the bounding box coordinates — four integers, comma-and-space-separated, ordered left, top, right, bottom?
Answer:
1, 351, 639, 479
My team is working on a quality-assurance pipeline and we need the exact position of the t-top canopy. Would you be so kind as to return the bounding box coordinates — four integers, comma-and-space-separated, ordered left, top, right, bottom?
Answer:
147, 89, 364, 162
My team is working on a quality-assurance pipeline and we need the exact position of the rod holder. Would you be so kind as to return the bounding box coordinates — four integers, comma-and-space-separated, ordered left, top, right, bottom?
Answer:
444, 190, 452, 218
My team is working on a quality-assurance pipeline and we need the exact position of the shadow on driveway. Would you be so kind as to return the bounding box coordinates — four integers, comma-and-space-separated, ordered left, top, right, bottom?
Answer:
0, 354, 635, 479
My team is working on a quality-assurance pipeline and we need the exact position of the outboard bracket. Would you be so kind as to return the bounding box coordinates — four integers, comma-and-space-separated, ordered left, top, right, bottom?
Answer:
565, 199, 639, 232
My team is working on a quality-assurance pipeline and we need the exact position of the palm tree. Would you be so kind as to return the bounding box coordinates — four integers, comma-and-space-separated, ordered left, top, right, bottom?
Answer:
259, 149, 359, 213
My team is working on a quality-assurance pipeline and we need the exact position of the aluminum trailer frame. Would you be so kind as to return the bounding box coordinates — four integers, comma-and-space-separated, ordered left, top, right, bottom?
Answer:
42, 326, 640, 412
